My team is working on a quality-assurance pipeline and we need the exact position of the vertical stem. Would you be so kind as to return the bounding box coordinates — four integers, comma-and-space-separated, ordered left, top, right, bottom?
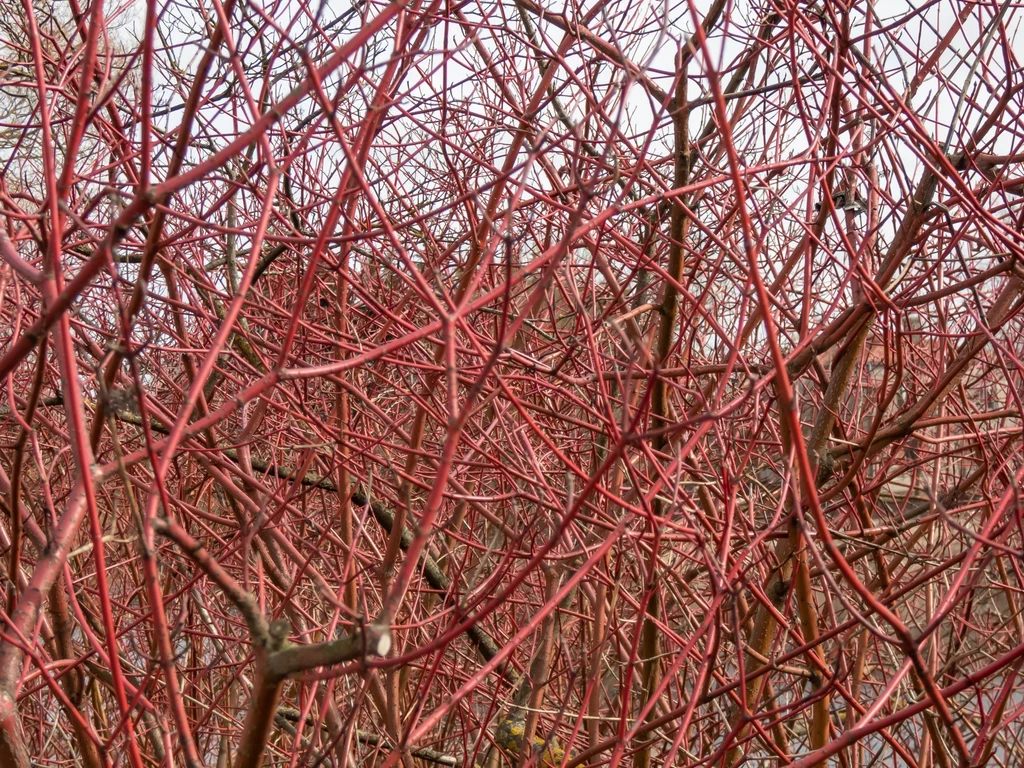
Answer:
235, 653, 286, 768
635, 45, 690, 768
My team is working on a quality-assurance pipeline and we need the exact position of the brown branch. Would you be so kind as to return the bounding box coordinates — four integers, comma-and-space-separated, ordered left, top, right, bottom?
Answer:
351, 490, 509, 675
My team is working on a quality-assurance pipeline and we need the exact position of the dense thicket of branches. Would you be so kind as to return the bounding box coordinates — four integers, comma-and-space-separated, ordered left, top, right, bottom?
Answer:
1, 0, 1024, 766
